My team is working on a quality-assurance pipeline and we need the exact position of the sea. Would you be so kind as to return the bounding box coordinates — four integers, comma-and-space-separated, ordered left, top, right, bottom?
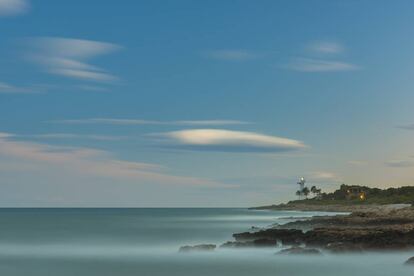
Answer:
0, 208, 412, 276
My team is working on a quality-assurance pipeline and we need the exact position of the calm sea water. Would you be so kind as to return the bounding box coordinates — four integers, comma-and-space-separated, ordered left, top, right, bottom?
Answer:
0, 208, 412, 276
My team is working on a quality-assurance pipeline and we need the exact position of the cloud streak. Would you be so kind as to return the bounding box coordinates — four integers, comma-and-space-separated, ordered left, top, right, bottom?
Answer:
27, 37, 122, 82
397, 123, 414, 130
49, 118, 249, 126
153, 129, 307, 153
285, 41, 359, 72
308, 171, 341, 182
307, 41, 344, 54
0, 0, 29, 16
25, 133, 129, 141
0, 81, 38, 94
384, 159, 414, 168
0, 133, 230, 188
287, 58, 359, 72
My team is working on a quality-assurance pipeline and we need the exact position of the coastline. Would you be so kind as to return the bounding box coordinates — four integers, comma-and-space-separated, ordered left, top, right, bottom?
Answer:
214, 203, 414, 254
250, 203, 412, 213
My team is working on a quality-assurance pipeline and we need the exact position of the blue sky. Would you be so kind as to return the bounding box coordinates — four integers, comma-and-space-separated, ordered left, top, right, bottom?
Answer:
1, 0, 414, 207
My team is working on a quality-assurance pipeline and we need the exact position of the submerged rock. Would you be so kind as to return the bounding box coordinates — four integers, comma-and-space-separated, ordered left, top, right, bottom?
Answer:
324, 242, 364, 253
233, 229, 304, 246
179, 244, 216, 253
220, 241, 253, 248
405, 256, 414, 265
277, 246, 321, 255
253, 238, 278, 247
220, 238, 277, 248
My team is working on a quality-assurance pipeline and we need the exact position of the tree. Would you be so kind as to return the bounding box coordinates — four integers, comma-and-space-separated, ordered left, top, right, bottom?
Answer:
311, 186, 322, 199
296, 190, 302, 199
302, 187, 310, 199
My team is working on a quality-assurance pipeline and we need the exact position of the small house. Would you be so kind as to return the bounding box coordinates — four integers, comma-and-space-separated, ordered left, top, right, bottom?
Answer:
343, 185, 367, 200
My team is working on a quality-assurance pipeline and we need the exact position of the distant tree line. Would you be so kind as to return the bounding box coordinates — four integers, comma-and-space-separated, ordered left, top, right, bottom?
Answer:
296, 186, 321, 199
294, 184, 414, 205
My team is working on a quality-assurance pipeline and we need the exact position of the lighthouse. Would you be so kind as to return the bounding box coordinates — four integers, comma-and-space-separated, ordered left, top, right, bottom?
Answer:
297, 177, 306, 199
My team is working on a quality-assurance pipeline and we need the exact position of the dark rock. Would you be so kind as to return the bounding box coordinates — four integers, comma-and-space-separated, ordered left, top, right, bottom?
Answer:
405, 256, 414, 265
179, 244, 216, 253
324, 242, 364, 253
233, 229, 304, 246
305, 227, 414, 251
220, 241, 252, 248
253, 238, 277, 247
277, 246, 321, 255
220, 239, 277, 248
228, 226, 414, 252
228, 207, 414, 252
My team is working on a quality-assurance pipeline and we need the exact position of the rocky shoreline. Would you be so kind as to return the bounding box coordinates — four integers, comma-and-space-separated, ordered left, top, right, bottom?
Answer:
180, 204, 414, 264
226, 205, 414, 253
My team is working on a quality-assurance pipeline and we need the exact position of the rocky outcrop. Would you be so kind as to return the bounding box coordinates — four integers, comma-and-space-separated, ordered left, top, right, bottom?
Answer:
405, 256, 414, 265
324, 242, 364, 253
233, 229, 304, 246
229, 226, 414, 252
179, 244, 216, 252
220, 241, 252, 248
277, 246, 321, 255
221, 238, 277, 248
226, 207, 414, 252
305, 227, 414, 250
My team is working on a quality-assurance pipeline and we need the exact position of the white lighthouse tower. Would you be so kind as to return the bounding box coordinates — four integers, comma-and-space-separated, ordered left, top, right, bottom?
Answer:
297, 177, 306, 199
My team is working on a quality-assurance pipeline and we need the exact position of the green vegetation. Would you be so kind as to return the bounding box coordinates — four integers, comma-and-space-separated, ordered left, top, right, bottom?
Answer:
289, 184, 414, 205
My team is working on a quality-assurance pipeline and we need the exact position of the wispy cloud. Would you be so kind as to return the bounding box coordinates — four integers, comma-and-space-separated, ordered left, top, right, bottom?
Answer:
176, 120, 249, 126
25, 133, 128, 141
397, 123, 414, 130
285, 41, 359, 72
0, 81, 37, 94
308, 171, 341, 182
307, 41, 344, 54
49, 118, 249, 126
0, 0, 29, 16
287, 58, 359, 72
204, 49, 259, 61
384, 159, 414, 168
26, 37, 122, 82
152, 129, 307, 153
0, 132, 230, 188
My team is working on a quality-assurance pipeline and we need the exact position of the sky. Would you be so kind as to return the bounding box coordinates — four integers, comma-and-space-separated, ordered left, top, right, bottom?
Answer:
1, 0, 414, 207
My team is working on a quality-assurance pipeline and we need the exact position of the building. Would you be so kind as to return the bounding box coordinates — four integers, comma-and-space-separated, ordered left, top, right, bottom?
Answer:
341, 185, 367, 200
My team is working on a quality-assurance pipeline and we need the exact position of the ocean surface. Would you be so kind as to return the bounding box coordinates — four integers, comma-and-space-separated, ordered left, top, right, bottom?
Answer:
0, 208, 412, 276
